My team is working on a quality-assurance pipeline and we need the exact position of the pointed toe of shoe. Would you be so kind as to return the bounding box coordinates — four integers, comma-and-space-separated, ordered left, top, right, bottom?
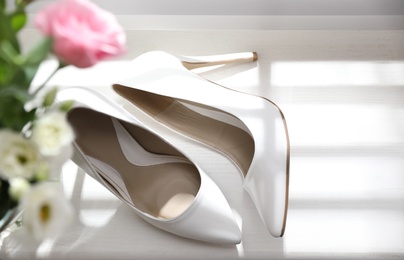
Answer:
180, 178, 242, 245
187, 169, 241, 244
244, 167, 288, 238
149, 168, 241, 245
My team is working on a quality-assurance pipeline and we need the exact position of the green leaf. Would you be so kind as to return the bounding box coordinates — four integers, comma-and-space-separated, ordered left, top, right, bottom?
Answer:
0, 85, 31, 103
0, 0, 5, 10
22, 37, 52, 66
0, 59, 15, 85
0, 40, 20, 64
21, 65, 38, 86
0, 41, 19, 86
4, 64, 40, 90
9, 10, 27, 32
0, 38, 52, 88
0, 6, 20, 53
0, 86, 35, 131
6, 68, 28, 89
0, 89, 35, 131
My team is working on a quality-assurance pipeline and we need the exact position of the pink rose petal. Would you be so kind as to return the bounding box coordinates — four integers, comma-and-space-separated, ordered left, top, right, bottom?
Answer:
35, 0, 126, 68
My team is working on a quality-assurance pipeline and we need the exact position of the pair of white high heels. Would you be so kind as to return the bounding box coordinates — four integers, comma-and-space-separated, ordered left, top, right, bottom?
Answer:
57, 51, 290, 245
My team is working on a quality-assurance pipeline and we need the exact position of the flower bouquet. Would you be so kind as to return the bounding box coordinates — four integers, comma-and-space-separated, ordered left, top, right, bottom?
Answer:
0, 0, 125, 241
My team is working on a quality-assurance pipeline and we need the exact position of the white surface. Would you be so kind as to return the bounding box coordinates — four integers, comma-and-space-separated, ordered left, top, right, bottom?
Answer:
1, 30, 404, 259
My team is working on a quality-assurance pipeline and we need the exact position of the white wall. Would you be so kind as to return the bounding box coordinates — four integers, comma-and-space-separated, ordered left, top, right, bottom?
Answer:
24, 0, 404, 30
26, 0, 404, 15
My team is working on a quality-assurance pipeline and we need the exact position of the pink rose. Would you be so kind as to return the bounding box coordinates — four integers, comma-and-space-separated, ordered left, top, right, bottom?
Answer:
35, 0, 126, 68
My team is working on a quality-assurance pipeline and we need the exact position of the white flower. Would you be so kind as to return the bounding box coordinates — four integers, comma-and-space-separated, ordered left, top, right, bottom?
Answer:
31, 111, 74, 157
9, 177, 31, 201
0, 130, 42, 180
22, 182, 74, 242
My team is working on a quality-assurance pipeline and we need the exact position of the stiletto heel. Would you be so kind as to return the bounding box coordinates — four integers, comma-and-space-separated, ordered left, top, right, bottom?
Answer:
56, 87, 242, 244
113, 51, 290, 237
180, 52, 258, 70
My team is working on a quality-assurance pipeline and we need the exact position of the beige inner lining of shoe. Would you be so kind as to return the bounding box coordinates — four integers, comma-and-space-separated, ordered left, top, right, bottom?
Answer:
68, 108, 200, 219
113, 86, 255, 176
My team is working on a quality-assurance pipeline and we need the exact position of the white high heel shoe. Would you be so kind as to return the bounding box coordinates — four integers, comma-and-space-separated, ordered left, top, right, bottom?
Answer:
56, 87, 242, 244
112, 51, 290, 237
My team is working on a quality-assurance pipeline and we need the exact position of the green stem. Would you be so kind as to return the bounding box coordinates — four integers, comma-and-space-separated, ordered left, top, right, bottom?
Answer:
32, 61, 66, 96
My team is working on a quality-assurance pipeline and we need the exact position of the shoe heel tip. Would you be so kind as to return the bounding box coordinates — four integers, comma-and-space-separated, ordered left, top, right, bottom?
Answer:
253, 52, 258, 61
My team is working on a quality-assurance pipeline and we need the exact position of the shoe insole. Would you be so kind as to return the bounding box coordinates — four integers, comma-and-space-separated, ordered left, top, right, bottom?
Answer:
68, 108, 200, 219
114, 86, 255, 177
